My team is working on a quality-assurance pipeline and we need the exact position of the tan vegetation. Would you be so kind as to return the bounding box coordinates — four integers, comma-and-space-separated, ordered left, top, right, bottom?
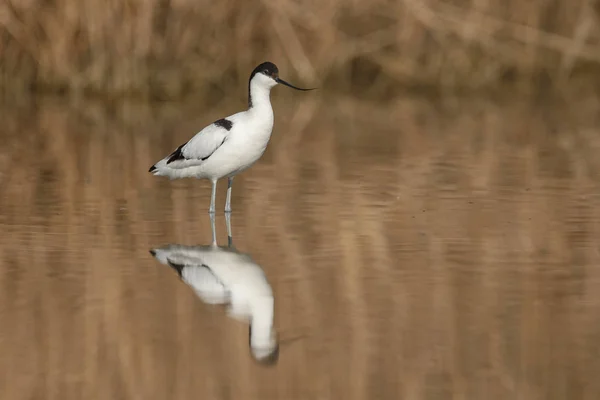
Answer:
1, 93, 600, 398
1, 0, 600, 98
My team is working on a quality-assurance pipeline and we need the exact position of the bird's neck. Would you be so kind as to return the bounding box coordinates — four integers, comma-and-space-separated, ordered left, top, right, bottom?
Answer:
248, 81, 273, 111
249, 298, 275, 348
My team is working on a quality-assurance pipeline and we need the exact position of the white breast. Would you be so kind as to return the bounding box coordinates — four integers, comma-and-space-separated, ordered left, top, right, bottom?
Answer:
200, 108, 274, 177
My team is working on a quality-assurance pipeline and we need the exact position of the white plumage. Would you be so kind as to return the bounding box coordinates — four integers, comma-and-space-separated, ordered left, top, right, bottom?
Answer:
149, 243, 279, 365
149, 61, 315, 214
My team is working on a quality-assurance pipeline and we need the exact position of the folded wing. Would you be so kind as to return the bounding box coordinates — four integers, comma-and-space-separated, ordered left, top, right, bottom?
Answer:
165, 122, 230, 168
181, 263, 230, 304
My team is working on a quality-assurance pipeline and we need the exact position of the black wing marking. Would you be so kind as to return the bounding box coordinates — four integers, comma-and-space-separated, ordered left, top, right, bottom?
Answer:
167, 260, 185, 277
214, 118, 233, 131
166, 143, 186, 164
200, 263, 226, 287
165, 138, 226, 165
164, 119, 231, 166
167, 260, 226, 288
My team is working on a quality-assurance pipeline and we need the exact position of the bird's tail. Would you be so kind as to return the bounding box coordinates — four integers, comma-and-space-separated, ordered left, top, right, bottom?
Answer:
149, 248, 170, 264
148, 158, 168, 175
149, 248, 185, 277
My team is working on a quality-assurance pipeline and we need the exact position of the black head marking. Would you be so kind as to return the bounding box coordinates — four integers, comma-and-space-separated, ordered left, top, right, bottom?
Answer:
213, 118, 233, 131
259, 343, 279, 366
248, 61, 279, 108
249, 326, 279, 366
250, 62, 279, 80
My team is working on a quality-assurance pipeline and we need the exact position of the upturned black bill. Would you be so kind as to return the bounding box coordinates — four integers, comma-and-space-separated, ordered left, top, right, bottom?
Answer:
275, 77, 316, 91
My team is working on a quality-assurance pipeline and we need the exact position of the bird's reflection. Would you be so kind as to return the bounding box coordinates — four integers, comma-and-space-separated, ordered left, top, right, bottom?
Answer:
150, 214, 279, 365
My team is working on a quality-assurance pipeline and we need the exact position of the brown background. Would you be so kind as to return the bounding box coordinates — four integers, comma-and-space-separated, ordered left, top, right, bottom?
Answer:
1, 92, 600, 399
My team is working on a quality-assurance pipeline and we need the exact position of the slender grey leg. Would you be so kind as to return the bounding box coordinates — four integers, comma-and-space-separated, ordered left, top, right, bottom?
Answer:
225, 176, 234, 213
209, 211, 217, 246
209, 179, 217, 214
225, 211, 233, 248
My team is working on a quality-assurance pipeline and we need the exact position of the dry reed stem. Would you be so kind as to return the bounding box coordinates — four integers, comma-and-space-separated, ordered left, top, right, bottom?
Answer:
1, 0, 600, 97
427, 0, 600, 63
559, 0, 598, 76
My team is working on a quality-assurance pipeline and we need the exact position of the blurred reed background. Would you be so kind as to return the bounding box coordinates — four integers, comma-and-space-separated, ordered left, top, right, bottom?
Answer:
1, 0, 600, 98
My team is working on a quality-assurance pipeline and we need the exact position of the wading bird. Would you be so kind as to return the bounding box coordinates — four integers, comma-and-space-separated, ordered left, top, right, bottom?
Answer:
148, 62, 315, 213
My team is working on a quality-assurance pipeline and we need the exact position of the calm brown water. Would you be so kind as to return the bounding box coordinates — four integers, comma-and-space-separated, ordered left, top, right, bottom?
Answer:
1, 92, 600, 400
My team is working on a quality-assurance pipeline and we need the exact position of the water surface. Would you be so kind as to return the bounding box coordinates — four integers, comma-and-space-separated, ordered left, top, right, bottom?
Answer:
1, 93, 600, 400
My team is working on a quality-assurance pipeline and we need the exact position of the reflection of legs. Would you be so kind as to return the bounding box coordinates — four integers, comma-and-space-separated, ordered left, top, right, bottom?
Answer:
225, 212, 233, 248
209, 179, 217, 214
210, 212, 217, 246
225, 177, 234, 213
